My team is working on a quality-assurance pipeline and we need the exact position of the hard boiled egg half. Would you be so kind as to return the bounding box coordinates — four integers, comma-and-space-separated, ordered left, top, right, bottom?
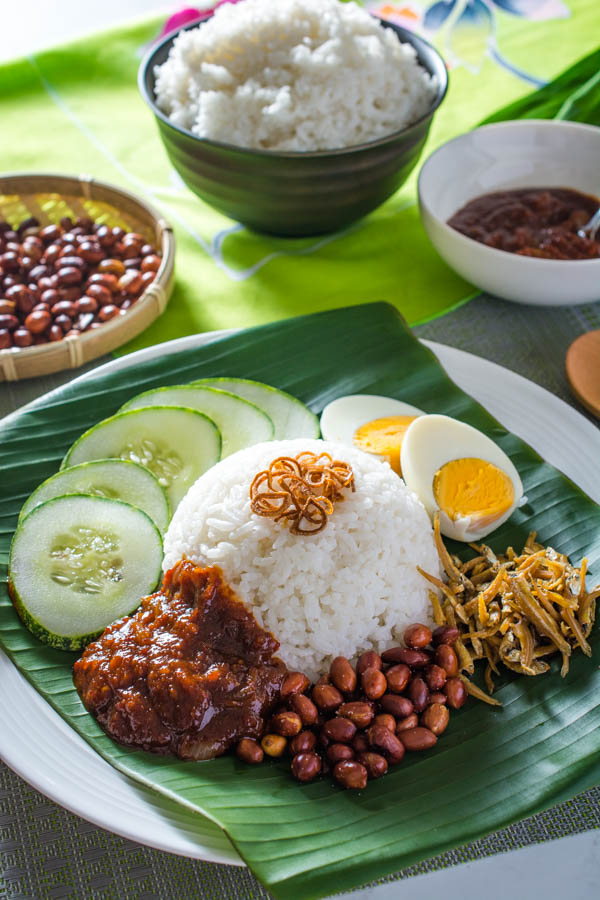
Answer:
320, 394, 424, 475
400, 414, 523, 542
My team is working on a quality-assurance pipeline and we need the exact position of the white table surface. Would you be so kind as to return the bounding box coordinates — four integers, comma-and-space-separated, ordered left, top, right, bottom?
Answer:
1, 3, 599, 898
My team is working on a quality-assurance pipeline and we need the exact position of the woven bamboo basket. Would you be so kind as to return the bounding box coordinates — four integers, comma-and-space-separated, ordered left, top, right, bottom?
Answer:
0, 173, 175, 382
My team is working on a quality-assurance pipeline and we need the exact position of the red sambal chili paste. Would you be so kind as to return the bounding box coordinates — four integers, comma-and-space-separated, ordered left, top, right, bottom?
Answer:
73, 560, 287, 759
447, 187, 600, 260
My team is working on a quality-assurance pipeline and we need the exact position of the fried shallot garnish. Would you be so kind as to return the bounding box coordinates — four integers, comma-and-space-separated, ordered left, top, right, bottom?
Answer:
249, 451, 355, 535
421, 513, 599, 705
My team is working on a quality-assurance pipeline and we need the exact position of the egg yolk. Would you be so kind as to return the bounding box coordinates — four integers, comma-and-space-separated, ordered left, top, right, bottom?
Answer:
353, 416, 419, 475
433, 457, 514, 527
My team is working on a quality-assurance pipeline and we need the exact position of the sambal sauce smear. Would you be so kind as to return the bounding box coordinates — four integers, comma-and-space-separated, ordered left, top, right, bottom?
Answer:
447, 187, 600, 260
73, 561, 287, 759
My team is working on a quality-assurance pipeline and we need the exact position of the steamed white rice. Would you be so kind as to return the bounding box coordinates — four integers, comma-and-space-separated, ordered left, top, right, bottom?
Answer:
163, 439, 440, 679
154, 0, 438, 151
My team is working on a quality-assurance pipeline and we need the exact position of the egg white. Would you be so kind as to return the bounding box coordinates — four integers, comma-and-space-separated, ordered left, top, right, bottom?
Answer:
400, 414, 523, 541
320, 394, 424, 447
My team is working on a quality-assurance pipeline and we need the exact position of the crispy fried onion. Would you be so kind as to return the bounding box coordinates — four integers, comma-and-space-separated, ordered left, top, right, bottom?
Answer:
249, 452, 355, 535
419, 514, 599, 705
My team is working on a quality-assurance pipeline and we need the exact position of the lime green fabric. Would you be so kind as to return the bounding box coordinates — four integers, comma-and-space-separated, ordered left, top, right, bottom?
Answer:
0, 0, 598, 351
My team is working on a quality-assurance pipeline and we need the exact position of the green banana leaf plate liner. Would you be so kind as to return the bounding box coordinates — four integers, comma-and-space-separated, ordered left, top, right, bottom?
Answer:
1, 302, 599, 900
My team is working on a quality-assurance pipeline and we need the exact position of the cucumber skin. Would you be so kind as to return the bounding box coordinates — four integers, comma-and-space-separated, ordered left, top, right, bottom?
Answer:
7, 579, 121, 653
8, 495, 163, 653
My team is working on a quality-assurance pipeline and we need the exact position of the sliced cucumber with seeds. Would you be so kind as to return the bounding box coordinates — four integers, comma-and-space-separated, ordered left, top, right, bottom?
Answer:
192, 377, 319, 440
19, 459, 170, 532
9, 495, 163, 651
119, 385, 273, 457
62, 406, 221, 511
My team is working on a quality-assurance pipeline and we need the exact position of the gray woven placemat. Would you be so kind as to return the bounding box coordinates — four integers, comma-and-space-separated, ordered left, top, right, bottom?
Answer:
1, 292, 600, 899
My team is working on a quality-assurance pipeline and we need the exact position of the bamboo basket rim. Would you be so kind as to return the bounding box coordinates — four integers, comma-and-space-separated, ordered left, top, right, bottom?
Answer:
0, 172, 176, 382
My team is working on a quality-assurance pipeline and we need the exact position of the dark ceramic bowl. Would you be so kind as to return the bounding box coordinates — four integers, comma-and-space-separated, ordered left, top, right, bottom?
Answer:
139, 18, 448, 237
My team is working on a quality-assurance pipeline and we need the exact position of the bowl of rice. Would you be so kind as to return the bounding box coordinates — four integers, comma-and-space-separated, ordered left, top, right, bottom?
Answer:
163, 438, 441, 680
139, 0, 448, 236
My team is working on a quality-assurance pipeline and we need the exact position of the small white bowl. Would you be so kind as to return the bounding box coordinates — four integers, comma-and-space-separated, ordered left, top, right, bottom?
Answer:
417, 120, 600, 306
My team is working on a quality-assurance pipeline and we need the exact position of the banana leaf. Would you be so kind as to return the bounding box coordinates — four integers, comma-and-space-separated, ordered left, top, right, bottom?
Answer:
1, 302, 599, 900
482, 46, 600, 126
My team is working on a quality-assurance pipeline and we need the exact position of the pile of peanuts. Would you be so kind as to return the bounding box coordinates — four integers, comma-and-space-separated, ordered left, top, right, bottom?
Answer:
0, 215, 162, 350
236, 622, 465, 789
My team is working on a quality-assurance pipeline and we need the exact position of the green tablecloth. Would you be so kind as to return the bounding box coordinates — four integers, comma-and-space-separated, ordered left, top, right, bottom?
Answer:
0, 0, 599, 352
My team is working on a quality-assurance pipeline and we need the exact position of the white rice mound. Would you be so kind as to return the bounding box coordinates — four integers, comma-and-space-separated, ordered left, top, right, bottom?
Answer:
154, 0, 438, 151
163, 439, 441, 680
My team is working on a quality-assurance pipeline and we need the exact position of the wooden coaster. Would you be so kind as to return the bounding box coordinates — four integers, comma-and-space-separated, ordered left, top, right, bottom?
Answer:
566, 330, 600, 419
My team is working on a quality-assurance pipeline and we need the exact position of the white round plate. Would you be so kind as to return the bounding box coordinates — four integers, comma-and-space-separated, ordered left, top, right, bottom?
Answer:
1, 334, 599, 864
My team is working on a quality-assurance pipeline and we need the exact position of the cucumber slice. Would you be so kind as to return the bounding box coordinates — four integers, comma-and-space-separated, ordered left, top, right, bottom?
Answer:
192, 377, 319, 440
62, 406, 221, 511
19, 459, 170, 533
9, 495, 162, 651
119, 385, 273, 457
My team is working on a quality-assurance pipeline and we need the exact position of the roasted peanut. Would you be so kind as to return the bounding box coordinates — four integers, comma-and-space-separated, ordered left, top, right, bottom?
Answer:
356, 650, 382, 676
280, 671, 310, 698
421, 703, 450, 736
385, 663, 411, 693
424, 664, 447, 692
261, 734, 287, 757
432, 625, 460, 646
373, 714, 396, 732
403, 623, 433, 649
444, 677, 467, 709
326, 743, 354, 765
290, 692, 319, 726
355, 752, 387, 779
271, 711, 303, 737
322, 717, 356, 744
381, 647, 431, 668
24, 309, 50, 335
291, 752, 322, 783
435, 644, 459, 677
289, 730, 317, 755
236, 738, 263, 764
312, 682, 343, 712
407, 676, 429, 713
398, 726, 438, 752
337, 701, 374, 730
351, 732, 369, 754
429, 691, 447, 705
361, 666, 387, 700
333, 760, 367, 790
379, 693, 413, 719
367, 724, 405, 764
329, 656, 357, 694
395, 713, 419, 733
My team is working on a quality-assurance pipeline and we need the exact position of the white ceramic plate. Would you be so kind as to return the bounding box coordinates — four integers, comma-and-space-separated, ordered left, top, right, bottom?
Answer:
1, 334, 599, 864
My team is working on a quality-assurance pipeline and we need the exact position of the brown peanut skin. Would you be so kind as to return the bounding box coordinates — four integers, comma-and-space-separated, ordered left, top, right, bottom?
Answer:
444, 677, 467, 709
361, 667, 387, 700
398, 726, 438, 752
373, 714, 396, 732
381, 647, 431, 668
290, 693, 319, 726
236, 739, 264, 764
356, 650, 382, 676
312, 682, 343, 712
337, 701, 374, 730
333, 760, 368, 790
322, 717, 356, 744
351, 733, 369, 754
433, 625, 460, 646
289, 731, 317, 755
355, 752, 388, 779
280, 671, 310, 698
435, 644, 459, 677
329, 656, 357, 694
395, 713, 419, 733
429, 691, 447, 705
403, 623, 433, 649
367, 724, 405, 764
271, 711, 303, 737
385, 663, 411, 693
421, 703, 450, 736
292, 752, 322, 783
326, 743, 354, 765
380, 693, 413, 719
408, 677, 430, 713
425, 664, 447, 692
